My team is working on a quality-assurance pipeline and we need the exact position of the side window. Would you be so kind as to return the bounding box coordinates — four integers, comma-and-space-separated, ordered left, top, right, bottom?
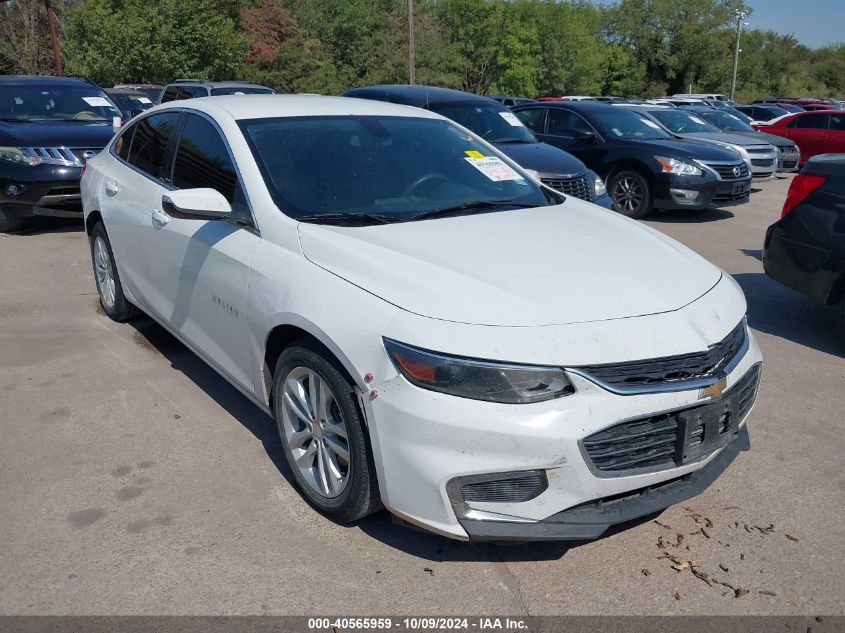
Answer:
160, 86, 180, 103
546, 109, 592, 136
830, 114, 845, 131
125, 112, 181, 180
795, 114, 829, 129
113, 125, 134, 160
515, 108, 544, 133
171, 113, 246, 213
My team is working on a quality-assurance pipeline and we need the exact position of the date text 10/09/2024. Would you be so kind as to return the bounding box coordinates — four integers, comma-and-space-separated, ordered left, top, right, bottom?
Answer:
308, 618, 529, 631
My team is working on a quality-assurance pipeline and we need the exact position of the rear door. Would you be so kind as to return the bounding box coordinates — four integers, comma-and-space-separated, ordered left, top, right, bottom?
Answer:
535, 108, 602, 168
787, 113, 831, 160
142, 111, 260, 391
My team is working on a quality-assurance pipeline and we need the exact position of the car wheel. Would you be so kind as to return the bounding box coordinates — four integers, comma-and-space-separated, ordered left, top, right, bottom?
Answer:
272, 341, 382, 522
90, 222, 140, 322
0, 205, 22, 232
609, 170, 653, 219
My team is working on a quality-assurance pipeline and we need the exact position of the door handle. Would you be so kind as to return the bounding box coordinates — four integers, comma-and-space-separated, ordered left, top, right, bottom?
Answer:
151, 209, 170, 226
104, 181, 119, 196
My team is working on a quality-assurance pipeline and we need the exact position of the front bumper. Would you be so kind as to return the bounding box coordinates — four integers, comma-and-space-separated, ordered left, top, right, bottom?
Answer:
655, 173, 751, 210
0, 163, 84, 219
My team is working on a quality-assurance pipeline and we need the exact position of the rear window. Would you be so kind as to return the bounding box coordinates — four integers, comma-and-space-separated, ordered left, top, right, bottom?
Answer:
210, 86, 273, 96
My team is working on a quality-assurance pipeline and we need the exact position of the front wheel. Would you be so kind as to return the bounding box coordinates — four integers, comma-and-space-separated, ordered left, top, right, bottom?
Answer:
609, 170, 653, 219
90, 222, 140, 322
272, 341, 382, 523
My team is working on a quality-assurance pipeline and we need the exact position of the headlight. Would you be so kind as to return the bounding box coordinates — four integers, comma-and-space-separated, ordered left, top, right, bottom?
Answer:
655, 156, 702, 176
384, 339, 574, 404
0, 147, 41, 166
593, 175, 607, 197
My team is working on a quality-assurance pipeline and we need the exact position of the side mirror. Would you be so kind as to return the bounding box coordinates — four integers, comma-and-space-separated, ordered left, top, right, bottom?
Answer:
162, 188, 232, 220
575, 131, 596, 142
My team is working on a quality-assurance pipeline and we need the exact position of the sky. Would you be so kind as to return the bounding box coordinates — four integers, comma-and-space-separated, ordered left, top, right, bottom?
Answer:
590, 0, 843, 50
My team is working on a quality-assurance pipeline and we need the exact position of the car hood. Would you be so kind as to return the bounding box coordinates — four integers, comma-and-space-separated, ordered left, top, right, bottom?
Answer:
494, 141, 587, 178
298, 201, 722, 326
677, 131, 773, 149
0, 120, 116, 148
727, 130, 795, 149
622, 138, 740, 162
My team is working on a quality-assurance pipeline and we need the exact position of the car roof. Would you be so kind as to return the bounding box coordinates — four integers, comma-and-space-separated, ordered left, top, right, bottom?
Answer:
166, 80, 270, 89
152, 94, 445, 121
105, 88, 146, 95
519, 100, 618, 114
0, 75, 100, 88
343, 85, 498, 108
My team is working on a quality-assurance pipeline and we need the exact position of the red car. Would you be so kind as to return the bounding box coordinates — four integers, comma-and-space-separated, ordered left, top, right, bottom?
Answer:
758, 110, 845, 164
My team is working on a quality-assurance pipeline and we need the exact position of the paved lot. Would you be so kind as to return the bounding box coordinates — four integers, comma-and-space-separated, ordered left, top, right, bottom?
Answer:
1, 175, 843, 616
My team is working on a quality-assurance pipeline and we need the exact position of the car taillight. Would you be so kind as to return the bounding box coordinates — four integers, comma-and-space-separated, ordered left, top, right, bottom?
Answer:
81, 164, 87, 177
781, 173, 827, 218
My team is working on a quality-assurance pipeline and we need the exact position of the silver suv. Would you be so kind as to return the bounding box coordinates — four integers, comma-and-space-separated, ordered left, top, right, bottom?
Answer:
159, 79, 274, 103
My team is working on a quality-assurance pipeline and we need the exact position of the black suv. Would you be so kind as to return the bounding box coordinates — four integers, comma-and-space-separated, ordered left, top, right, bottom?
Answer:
0, 76, 122, 231
513, 101, 752, 218
159, 79, 274, 103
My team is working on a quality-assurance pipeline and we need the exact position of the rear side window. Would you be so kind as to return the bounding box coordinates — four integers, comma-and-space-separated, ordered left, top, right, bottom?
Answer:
172, 113, 243, 210
160, 86, 181, 103
515, 108, 544, 133
125, 112, 181, 180
546, 109, 593, 136
794, 114, 829, 129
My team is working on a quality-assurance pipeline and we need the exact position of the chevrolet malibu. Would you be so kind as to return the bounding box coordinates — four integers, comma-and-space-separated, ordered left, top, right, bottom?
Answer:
81, 95, 762, 542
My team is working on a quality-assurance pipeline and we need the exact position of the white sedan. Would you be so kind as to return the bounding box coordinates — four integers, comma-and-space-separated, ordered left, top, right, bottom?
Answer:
81, 95, 762, 542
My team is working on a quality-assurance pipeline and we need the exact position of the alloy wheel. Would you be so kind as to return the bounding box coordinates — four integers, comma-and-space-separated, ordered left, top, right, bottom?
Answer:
93, 236, 116, 310
612, 176, 645, 214
281, 366, 351, 498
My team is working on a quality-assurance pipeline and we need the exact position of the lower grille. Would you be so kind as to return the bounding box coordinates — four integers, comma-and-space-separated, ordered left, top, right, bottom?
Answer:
702, 161, 750, 180
541, 175, 592, 201
713, 190, 751, 202
751, 158, 776, 167
780, 159, 799, 170
582, 364, 761, 474
460, 471, 548, 503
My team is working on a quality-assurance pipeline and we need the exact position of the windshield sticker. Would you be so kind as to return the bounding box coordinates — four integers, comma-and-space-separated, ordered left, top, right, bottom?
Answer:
642, 119, 663, 129
138, 97, 152, 104
499, 111, 524, 127
82, 96, 112, 107
464, 150, 485, 159
464, 156, 523, 181
689, 115, 707, 125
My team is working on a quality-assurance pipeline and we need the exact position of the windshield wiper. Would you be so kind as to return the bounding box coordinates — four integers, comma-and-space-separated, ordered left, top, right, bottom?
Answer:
407, 199, 540, 221
296, 212, 396, 226
491, 137, 532, 144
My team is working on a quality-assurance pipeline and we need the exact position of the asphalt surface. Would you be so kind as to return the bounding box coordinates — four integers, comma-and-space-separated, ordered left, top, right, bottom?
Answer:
1, 174, 843, 616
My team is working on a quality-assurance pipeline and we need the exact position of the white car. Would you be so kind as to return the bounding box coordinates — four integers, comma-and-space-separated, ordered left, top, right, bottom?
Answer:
81, 95, 762, 542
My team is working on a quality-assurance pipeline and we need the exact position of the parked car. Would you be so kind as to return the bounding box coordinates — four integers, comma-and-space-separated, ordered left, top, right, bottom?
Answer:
81, 94, 760, 542
673, 93, 733, 104
756, 111, 845, 164
763, 154, 845, 327
113, 84, 164, 103
0, 75, 123, 232
593, 96, 628, 103
735, 104, 790, 123
159, 79, 274, 103
488, 95, 536, 108
679, 106, 801, 171
512, 101, 752, 218
342, 85, 612, 208
105, 88, 156, 120
751, 100, 806, 113
624, 105, 779, 179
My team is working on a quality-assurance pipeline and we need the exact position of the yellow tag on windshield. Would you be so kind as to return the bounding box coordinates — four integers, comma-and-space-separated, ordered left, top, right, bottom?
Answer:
464, 150, 485, 159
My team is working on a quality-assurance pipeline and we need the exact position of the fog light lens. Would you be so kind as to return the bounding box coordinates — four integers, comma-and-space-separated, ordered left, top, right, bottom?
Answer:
670, 188, 700, 201
5, 184, 24, 196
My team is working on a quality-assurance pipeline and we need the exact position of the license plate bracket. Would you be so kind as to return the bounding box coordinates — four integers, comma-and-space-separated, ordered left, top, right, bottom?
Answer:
676, 395, 742, 464
731, 182, 749, 195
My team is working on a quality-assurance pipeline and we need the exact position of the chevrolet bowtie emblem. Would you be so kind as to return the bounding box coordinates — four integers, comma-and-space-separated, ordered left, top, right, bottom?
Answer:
699, 377, 728, 399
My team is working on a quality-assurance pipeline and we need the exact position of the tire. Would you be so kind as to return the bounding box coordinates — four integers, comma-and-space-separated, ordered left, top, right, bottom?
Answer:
272, 340, 382, 523
609, 169, 653, 219
0, 205, 22, 232
90, 222, 141, 322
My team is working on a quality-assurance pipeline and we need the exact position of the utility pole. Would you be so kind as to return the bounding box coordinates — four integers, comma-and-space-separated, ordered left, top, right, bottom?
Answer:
44, 0, 63, 76
407, 0, 416, 85
730, 10, 748, 101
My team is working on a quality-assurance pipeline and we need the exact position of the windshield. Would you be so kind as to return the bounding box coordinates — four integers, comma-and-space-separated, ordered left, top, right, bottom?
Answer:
109, 93, 154, 117
210, 86, 273, 96
0, 84, 121, 122
648, 110, 719, 134
591, 109, 672, 140
239, 115, 550, 223
725, 107, 753, 124
700, 111, 755, 133
429, 103, 537, 144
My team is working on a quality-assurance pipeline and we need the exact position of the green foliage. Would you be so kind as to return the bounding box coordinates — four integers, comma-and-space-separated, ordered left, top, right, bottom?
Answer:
2, 0, 837, 100
63, 0, 248, 85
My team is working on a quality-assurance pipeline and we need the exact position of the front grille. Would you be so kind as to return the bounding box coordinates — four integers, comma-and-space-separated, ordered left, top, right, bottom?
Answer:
703, 161, 750, 180
460, 471, 548, 503
582, 364, 760, 474
21, 147, 81, 167
541, 175, 592, 201
70, 148, 101, 164
751, 158, 776, 167
576, 320, 746, 390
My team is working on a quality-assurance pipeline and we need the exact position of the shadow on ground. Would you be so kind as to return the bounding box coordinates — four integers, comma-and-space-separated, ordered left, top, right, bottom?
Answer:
648, 208, 735, 223
732, 272, 843, 357
9, 217, 84, 236
126, 317, 661, 562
